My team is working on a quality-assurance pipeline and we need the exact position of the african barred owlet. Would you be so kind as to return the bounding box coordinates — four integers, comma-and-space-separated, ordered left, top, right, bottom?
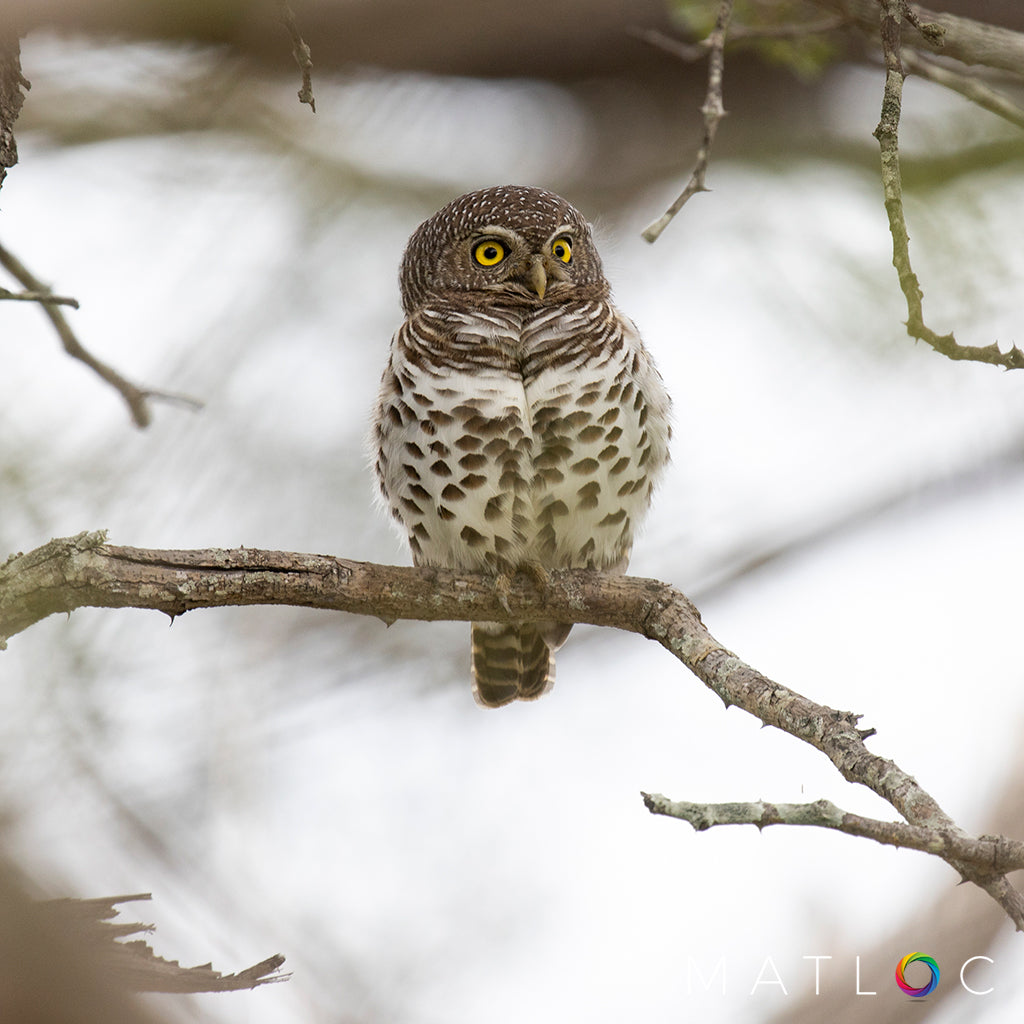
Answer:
372, 185, 671, 707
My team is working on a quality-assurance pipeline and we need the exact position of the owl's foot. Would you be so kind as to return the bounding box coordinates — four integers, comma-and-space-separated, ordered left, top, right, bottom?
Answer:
493, 572, 512, 613
518, 560, 551, 588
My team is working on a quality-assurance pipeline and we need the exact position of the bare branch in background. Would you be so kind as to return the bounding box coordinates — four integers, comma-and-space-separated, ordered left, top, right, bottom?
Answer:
278, 0, 316, 113
0, 241, 204, 428
631, 26, 707, 62
40, 893, 289, 993
4, 531, 1024, 930
902, 48, 1024, 133
637, 0, 734, 243
0, 868, 287, 1023
0, 31, 30, 192
810, 0, 1024, 76
873, 0, 1024, 371
729, 13, 846, 40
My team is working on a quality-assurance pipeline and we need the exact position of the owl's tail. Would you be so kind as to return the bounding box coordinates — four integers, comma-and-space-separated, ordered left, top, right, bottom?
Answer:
470, 621, 572, 707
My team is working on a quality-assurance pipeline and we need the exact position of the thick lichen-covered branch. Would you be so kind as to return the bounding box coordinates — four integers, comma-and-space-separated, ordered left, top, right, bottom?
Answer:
3, 532, 1024, 928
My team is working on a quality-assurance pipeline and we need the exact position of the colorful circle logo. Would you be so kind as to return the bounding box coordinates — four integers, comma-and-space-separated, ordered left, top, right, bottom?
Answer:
895, 952, 940, 997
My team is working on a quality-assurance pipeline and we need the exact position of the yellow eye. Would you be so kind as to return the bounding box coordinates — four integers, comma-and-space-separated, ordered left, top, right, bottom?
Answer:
473, 240, 506, 266
552, 238, 572, 264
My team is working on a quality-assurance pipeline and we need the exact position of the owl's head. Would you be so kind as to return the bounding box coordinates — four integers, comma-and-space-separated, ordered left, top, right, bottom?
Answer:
399, 185, 608, 314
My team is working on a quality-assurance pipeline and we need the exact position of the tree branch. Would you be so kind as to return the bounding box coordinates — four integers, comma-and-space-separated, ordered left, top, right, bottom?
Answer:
3, 532, 1024, 928
638, 0, 734, 243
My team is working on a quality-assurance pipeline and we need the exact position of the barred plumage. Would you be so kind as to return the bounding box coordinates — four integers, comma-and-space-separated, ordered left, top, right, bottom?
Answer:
372, 185, 671, 707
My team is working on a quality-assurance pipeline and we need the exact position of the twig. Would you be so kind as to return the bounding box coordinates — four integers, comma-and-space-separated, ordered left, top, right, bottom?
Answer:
3, 533, 1024, 929
0, 241, 204, 427
872, 1, 1024, 370
632, 13, 844, 54
640, 0, 734, 243
630, 27, 706, 62
278, 0, 316, 113
728, 15, 847, 41
635, 16, 845, 51
642, 795, 1024, 873
0, 286, 80, 308
898, 2, 945, 47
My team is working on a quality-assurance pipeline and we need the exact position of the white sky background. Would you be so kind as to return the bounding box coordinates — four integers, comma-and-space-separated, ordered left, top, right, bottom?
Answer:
3, 36, 1024, 1023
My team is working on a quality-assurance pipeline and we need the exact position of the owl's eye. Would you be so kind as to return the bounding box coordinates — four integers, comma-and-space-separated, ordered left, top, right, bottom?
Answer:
551, 238, 573, 264
473, 240, 507, 267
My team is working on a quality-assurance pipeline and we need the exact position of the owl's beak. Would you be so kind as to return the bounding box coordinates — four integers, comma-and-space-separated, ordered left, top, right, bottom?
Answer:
527, 256, 548, 299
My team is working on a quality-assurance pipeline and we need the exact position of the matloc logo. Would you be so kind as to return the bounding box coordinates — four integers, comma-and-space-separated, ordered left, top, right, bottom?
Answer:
895, 952, 940, 997
686, 952, 994, 998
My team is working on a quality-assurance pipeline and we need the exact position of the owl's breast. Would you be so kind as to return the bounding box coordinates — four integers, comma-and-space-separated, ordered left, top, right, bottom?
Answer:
519, 305, 670, 570
373, 303, 670, 574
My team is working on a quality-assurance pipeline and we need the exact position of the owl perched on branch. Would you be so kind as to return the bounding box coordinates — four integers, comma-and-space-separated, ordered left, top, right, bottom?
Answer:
372, 185, 671, 707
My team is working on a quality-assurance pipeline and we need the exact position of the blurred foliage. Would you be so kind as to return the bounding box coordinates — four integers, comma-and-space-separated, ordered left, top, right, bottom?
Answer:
672, 0, 843, 79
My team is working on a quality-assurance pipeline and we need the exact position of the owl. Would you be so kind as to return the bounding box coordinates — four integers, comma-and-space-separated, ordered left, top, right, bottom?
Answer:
372, 185, 671, 707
